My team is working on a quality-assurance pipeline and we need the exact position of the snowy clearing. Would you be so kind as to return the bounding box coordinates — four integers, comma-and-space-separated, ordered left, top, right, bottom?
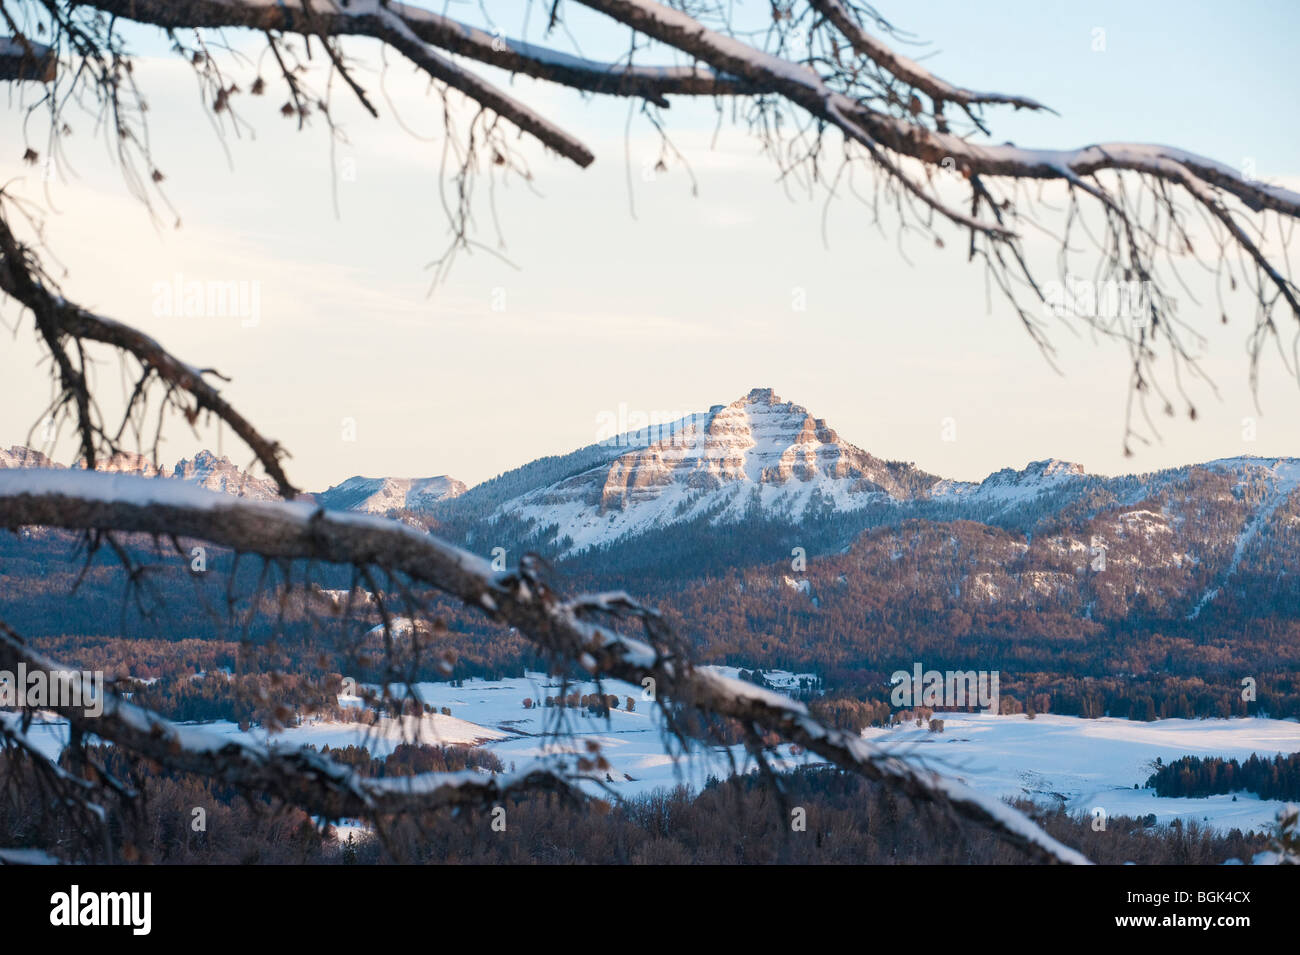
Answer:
12, 671, 1297, 834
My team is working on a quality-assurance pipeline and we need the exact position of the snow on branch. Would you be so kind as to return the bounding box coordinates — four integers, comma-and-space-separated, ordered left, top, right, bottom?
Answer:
0, 470, 1091, 864
808, 0, 1051, 116
0, 710, 97, 794
84, 0, 595, 167
0, 847, 61, 864
389, 4, 760, 106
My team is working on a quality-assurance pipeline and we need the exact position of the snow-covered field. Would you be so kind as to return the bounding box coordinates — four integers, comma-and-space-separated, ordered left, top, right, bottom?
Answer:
12, 670, 1298, 834
350, 669, 820, 796
863, 713, 1299, 834
5, 669, 820, 799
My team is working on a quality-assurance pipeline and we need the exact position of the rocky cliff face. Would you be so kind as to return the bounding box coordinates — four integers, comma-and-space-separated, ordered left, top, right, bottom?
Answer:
172, 450, 281, 501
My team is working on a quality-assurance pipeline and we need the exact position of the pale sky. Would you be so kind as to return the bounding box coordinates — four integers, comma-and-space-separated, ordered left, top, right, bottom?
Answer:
1, 0, 1298, 491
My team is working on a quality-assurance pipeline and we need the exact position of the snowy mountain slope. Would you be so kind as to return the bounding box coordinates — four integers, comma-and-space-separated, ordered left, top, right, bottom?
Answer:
470, 391, 1300, 566
316, 474, 467, 514
431, 410, 713, 527
4, 392, 1297, 576
931, 458, 1089, 512
1187, 457, 1300, 618
487, 388, 940, 555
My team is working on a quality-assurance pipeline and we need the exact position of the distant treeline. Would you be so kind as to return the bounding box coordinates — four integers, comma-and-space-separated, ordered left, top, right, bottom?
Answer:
1145, 753, 1300, 801
309, 742, 503, 777
0, 748, 1273, 865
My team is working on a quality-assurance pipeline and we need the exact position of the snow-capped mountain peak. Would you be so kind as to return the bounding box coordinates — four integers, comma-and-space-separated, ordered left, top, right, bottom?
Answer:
930, 457, 1087, 505
315, 474, 467, 514
0, 446, 56, 470
983, 457, 1086, 487
172, 450, 280, 501
493, 387, 939, 555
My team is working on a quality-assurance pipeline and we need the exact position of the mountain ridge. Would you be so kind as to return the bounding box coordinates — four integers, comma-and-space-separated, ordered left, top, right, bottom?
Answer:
3, 387, 1297, 568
